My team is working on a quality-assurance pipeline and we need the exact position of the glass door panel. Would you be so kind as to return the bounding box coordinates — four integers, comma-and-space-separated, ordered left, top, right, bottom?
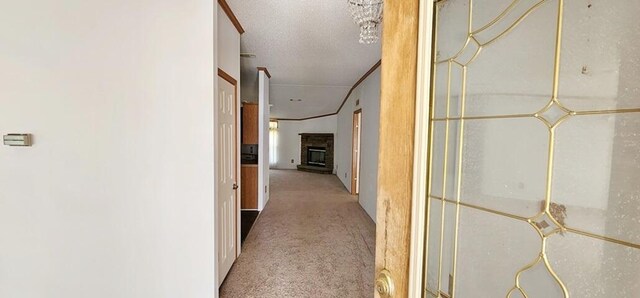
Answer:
423, 0, 640, 297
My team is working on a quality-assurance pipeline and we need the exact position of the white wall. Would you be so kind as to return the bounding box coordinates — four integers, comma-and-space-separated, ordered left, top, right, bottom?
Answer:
217, 6, 240, 81
272, 116, 338, 170
0, 1, 216, 297
258, 71, 270, 209
336, 68, 381, 222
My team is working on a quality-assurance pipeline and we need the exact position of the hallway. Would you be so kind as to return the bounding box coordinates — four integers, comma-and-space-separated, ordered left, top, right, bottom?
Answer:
220, 170, 376, 298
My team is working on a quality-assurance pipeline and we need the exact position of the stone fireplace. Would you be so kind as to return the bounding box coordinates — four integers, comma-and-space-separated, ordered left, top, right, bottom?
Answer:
297, 133, 334, 174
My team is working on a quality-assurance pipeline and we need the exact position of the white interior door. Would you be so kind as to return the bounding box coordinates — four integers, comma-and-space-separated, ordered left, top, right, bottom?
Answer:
217, 76, 237, 285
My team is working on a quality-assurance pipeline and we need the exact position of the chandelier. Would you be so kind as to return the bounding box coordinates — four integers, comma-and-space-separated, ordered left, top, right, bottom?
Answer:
347, 0, 384, 44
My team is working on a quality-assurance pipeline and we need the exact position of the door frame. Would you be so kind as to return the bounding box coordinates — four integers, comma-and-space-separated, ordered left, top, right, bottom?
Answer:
217, 68, 241, 259
374, 0, 425, 297
407, 0, 436, 297
351, 109, 363, 195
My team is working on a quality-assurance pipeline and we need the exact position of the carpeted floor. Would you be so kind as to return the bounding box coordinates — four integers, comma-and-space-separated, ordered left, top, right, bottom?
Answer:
220, 170, 376, 298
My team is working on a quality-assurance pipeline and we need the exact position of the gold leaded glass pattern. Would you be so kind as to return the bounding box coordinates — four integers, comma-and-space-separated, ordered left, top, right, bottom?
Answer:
423, 0, 640, 297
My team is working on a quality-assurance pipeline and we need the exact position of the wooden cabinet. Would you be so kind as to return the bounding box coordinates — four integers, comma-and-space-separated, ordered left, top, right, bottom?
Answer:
241, 165, 258, 209
242, 103, 259, 144
241, 103, 259, 210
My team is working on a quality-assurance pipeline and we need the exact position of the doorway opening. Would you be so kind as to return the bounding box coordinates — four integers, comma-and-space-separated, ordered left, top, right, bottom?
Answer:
217, 1, 382, 296
351, 109, 362, 195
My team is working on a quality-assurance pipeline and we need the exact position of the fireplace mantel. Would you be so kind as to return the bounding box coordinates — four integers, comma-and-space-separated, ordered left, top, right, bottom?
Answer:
297, 133, 334, 174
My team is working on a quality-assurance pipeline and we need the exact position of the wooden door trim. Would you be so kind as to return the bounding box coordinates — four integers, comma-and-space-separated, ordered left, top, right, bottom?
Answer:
217, 68, 240, 257
218, 68, 237, 86
351, 109, 363, 195
374, 0, 421, 297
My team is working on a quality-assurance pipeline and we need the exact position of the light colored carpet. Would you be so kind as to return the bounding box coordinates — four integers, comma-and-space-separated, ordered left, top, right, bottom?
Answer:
220, 169, 376, 298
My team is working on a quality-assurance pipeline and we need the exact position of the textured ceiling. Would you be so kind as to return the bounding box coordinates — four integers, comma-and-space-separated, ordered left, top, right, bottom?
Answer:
226, 0, 381, 119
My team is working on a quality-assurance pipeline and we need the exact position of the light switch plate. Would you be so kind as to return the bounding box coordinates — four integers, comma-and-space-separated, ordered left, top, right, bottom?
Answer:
3, 134, 32, 146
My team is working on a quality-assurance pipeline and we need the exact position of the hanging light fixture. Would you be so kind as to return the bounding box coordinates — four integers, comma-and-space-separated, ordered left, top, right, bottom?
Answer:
347, 0, 384, 44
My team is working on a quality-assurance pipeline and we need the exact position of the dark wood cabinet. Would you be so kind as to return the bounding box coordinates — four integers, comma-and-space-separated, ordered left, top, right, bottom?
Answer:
241, 165, 258, 209
242, 103, 259, 144
241, 103, 259, 209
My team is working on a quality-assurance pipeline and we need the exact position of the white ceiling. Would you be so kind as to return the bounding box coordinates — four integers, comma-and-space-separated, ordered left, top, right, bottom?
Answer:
226, 0, 381, 119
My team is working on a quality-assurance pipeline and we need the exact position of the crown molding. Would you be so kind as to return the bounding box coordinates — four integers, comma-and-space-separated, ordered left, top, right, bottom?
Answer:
218, 0, 245, 34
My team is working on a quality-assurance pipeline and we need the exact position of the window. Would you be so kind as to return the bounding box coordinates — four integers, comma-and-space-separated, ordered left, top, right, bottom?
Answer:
269, 120, 278, 167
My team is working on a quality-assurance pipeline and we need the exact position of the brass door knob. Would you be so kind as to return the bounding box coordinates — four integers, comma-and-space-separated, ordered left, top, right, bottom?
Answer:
376, 269, 394, 297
